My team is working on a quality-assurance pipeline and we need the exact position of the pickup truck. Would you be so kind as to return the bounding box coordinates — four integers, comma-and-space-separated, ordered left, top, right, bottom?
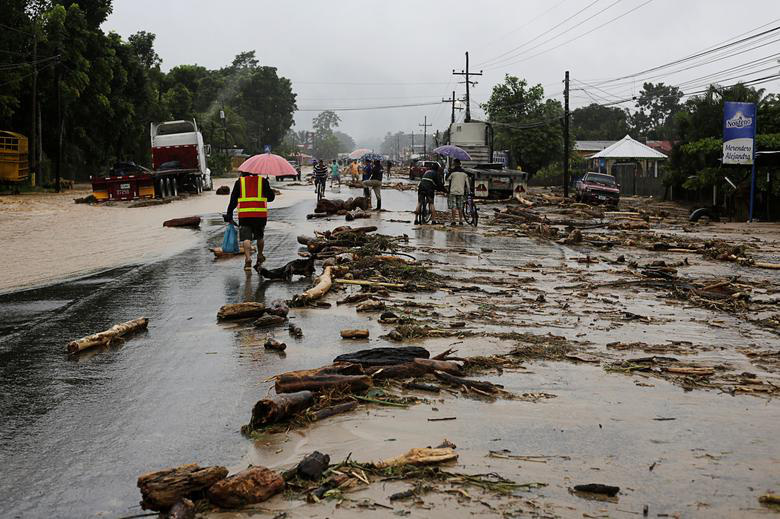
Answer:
575, 172, 620, 206
409, 160, 439, 180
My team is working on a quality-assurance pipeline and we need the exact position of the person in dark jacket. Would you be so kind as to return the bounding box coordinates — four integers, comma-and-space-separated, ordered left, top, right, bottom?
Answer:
364, 159, 384, 210
225, 173, 276, 273
415, 163, 445, 224
361, 158, 372, 204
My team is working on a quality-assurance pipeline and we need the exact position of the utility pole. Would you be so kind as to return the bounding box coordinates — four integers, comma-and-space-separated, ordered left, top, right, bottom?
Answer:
419, 116, 431, 157
442, 91, 465, 125
563, 70, 570, 198
30, 25, 37, 185
452, 52, 482, 122
220, 104, 228, 169
411, 130, 414, 158
54, 53, 62, 193
396, 134, 401, 161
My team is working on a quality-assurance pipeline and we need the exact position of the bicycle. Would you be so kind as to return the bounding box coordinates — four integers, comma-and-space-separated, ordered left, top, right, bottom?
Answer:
315, 177, 326, 201
462, 189, 479, 227
418, 193, 434, 225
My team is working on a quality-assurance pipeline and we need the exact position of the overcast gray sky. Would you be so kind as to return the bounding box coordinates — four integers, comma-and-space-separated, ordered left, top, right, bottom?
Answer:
105, 0, 780, 147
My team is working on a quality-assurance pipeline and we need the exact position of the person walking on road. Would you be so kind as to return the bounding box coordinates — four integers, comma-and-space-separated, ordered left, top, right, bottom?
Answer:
225, 172, 275, 274
350, 160, 360, 182
364, 159, 384, 210
361, 158, 372, 205
385, 159, 393, 179
330, 159, 341, 188
447, 159, 469, 226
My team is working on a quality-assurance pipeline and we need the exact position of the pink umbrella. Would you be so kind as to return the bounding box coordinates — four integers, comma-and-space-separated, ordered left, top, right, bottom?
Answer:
238, 153, 297, 176
348, 148, 372, 160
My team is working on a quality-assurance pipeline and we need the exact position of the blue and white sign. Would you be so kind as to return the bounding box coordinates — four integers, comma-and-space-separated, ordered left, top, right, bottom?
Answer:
723, 101, 756, 165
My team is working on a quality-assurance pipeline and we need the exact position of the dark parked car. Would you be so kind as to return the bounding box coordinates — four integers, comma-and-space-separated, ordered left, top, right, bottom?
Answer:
279, 160, 302, 181
575, 172, 620, 205
409, 160, 439, 180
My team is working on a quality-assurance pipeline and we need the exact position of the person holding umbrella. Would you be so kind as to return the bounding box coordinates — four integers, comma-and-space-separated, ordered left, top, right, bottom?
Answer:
226, 172, 275, 273
225, 153, 294, 274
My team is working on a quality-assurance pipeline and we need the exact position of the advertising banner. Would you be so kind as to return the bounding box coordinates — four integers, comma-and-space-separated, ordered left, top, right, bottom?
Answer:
722, 101, 756, 165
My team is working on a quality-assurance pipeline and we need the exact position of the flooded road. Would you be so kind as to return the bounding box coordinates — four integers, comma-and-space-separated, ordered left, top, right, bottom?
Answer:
1, 183, 778, 518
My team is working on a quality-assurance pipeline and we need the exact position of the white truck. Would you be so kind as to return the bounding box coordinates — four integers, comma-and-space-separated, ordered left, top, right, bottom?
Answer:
449, 120, 527, 199
150, 119, 212, 196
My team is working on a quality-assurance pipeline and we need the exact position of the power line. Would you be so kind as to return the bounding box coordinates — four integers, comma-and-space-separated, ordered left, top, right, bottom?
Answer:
292, 80, 450, 86
485, 0, 655, 71
475, 0, 571, 53
590, 33, 780, 91
591, 23, 780, 86
477, 0, 603, 68
296, 101, 442, 112
482, 0, 624, 70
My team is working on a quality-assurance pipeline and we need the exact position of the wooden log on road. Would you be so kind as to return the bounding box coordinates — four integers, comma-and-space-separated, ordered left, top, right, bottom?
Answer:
291, 266, 334, 306
248, 391, 314, 429
373, 447, 458, 469
334, 346, 430, 367
163, 216, 201, 228
413, 358, 464, 376
67, 317, 148, 354
217, 302, 266, 321
341, 329, 370, 339
434, 371, 502, 393
310, 401, 358, 421
137, 463, 228, 511
276, 363, 365, 380
754, 261, 780, 270
274, 374, 372, 394
206, 466, 285, 509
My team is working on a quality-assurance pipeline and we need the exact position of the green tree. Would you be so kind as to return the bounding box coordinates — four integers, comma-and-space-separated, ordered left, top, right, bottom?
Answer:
311, 110, 341, 159
234, 63, 297, 153
571, 103, 629, 140
630, 82, 683, 139
333, 130, 355, 153
482, 75, 564, 174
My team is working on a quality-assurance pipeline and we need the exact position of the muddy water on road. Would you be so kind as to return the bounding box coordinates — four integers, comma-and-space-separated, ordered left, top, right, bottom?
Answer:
1, 184, 778, 518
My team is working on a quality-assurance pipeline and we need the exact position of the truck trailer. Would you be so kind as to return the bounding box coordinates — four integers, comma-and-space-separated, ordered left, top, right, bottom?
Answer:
449, 120, 527, 199
91, 120, 212, 201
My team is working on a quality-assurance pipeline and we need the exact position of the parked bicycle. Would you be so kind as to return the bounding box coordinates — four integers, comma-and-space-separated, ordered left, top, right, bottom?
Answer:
463, 188, 478, 227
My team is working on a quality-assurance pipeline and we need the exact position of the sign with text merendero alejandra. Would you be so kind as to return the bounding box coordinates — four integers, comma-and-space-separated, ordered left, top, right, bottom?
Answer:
722, 101, 756, 165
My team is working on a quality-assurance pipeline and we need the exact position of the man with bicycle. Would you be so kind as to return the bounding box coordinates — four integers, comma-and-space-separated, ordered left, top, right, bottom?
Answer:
414, 162, 445, 225
447, 159, 469, 226
313, 159, 328, 199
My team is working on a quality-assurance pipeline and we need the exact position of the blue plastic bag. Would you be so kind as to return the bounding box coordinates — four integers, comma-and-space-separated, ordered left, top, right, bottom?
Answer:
222, 223, 239, 253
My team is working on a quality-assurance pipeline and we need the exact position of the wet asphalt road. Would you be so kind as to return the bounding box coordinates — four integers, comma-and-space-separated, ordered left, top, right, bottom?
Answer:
0, 187, 459, 518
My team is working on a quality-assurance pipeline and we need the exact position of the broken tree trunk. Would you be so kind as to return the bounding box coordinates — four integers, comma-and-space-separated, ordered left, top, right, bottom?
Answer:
372, 448, 458, 469
277, 363, 365, 380
413, 358, 464, 376
67, 317, 148, 354
334, 346, 430, 367
206, 466, 285, 509
310, 401, 358, 421
163, 216, 201, 228
137, 463, 228, 511
248, 391, 314, 429
434, 371, 502, 393
274, 374, 372, 394
754, 261, 780, 270
291, 266, 334, 306
217, 302, 266, 321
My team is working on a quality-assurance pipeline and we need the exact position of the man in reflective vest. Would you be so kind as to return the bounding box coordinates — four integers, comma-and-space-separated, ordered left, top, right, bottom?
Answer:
226, 172, 275, 273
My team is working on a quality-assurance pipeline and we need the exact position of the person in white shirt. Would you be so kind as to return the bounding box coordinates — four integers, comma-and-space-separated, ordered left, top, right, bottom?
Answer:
447, 159, 469, 226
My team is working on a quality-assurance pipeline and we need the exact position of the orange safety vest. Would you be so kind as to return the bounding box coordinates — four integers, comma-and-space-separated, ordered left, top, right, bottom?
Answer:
237, 175, 268, 220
